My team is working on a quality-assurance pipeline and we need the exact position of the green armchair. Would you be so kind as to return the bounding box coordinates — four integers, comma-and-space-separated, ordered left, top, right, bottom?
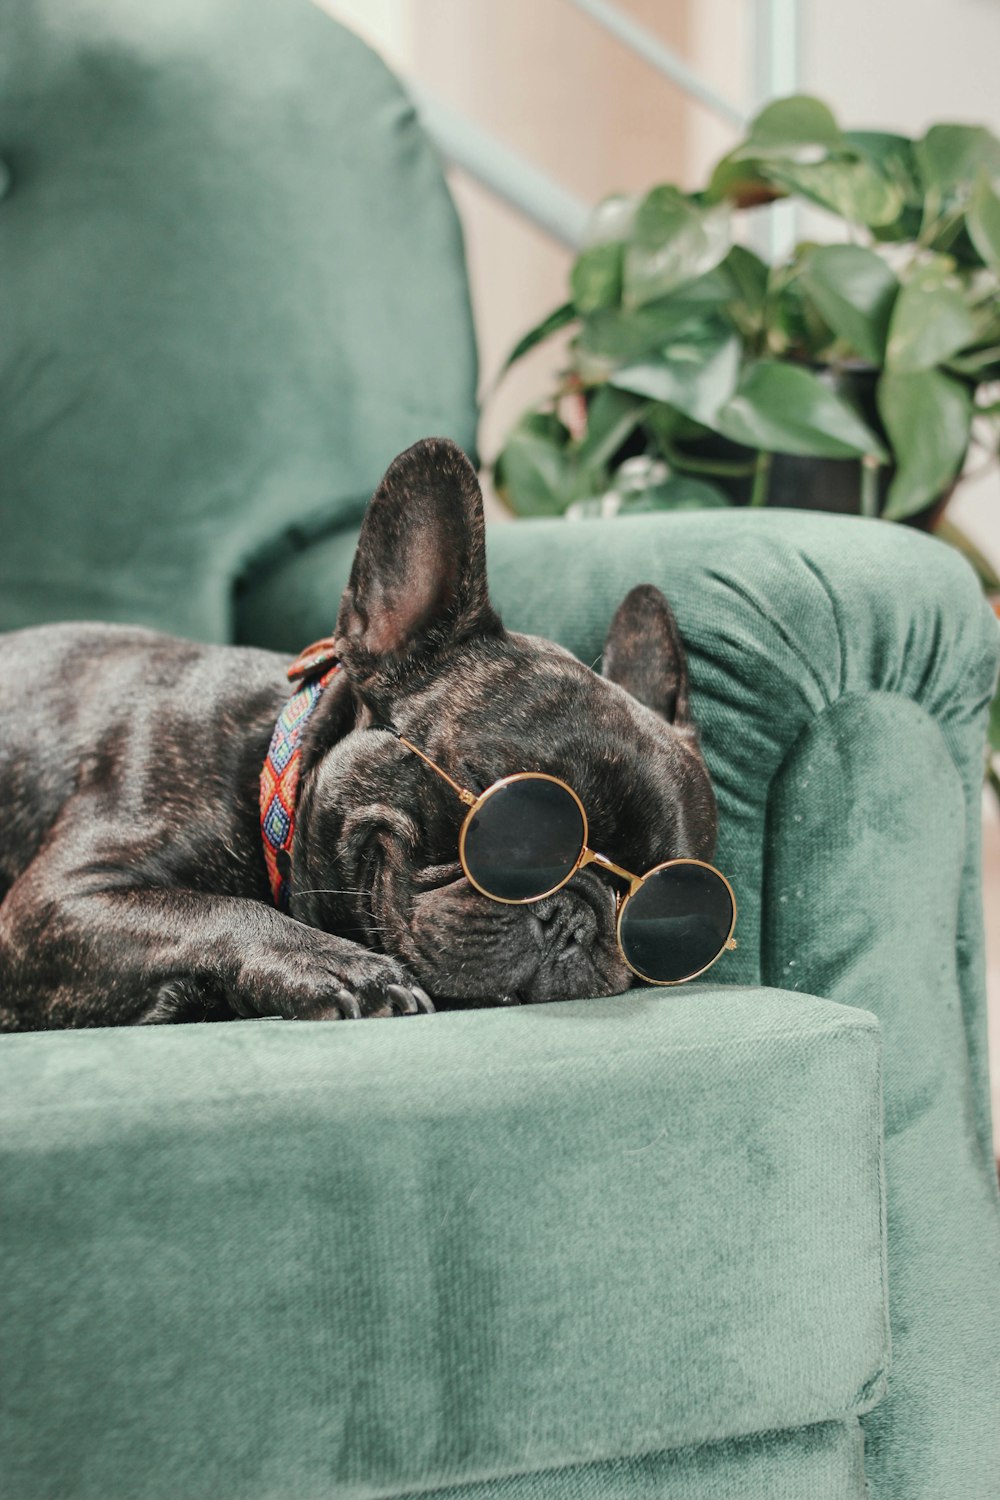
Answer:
1, 3, 998, 1499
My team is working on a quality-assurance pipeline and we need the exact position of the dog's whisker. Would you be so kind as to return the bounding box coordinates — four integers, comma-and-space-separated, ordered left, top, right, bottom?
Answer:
293, 887, 369, 898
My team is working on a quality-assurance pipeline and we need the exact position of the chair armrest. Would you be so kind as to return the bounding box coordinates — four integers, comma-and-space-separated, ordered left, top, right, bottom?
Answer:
487, 513, 998, 1135
483, 510, 1000, 1499
231, 506, 998, 1498
1, 987, 887, 1499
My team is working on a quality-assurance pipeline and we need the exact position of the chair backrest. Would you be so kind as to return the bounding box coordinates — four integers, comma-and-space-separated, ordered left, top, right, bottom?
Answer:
0, 0, 478, 642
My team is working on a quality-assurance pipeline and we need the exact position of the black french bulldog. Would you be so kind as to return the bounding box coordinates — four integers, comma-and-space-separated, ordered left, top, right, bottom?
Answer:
0, 439, 716, 1030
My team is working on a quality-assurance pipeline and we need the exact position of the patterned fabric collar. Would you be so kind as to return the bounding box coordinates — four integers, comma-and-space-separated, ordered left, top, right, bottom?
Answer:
259, 637, 341, 910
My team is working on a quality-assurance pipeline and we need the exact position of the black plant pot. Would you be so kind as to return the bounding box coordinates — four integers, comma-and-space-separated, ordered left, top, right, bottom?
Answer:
681, 435, 898, 518
632, 365, 948, 531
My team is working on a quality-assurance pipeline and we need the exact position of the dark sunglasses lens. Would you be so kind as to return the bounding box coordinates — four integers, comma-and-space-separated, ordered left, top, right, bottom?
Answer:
620, 862, 733, 984
462, 777, 585, 902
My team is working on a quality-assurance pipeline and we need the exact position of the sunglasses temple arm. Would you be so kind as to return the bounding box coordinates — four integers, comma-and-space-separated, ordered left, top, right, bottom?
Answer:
375, 724, 477, 808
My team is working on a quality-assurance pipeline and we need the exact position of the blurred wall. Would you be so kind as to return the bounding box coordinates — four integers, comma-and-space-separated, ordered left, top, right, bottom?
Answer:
319, 0, 701, 515
410, 1, 698, 493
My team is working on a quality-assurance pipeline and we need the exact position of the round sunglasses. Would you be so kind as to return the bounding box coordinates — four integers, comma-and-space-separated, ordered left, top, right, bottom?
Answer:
384, 728, 737, 987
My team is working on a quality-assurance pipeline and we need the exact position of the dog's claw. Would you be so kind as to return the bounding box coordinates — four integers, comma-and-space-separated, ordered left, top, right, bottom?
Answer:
334, 987, 363, 1020
387, 983, 421, 1016
358, 983, 435, 1018
284, 976, 433, 1022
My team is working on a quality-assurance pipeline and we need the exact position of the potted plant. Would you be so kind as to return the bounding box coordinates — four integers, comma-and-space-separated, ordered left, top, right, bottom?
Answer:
493, 96, 1000, 787
494, 95, 1000, 531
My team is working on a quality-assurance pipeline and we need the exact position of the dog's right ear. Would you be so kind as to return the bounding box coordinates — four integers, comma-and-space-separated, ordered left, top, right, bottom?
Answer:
602, 583, 692, 727
333, 438, 502, 691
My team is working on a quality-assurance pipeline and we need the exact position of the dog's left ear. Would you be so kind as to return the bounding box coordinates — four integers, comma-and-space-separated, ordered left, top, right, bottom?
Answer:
333, 438, 501, 689
602, 584, 692, 726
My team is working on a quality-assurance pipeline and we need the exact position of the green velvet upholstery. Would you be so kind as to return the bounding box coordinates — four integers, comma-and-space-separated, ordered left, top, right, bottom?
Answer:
4, 1, 1000, 1496
0, 0, 477, 641
1, 990, 886, 1500
236, 509, 1000, 1500
401, 1421, 868, 1500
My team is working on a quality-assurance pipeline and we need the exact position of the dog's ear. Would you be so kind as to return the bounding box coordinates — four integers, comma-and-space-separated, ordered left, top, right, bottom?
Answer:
602, 584, 692, 726
333, 438, 501, 689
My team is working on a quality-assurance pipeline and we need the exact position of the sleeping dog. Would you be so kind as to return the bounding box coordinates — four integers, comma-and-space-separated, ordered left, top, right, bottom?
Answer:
0, 438, 719, 1029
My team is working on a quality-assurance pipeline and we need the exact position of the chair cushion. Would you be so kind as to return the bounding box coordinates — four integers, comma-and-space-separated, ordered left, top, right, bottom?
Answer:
0, 987, 887, 1499
0, 0, 477, 641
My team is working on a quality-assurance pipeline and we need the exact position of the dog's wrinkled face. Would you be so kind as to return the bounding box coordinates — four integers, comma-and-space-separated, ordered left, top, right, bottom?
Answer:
292, 438, 716, 1004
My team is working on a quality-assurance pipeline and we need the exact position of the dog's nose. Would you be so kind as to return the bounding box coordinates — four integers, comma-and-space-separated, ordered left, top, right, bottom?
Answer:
532, 890, 599, 958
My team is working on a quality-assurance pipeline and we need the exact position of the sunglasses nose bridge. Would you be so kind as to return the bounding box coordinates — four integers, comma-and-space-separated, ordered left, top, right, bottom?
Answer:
578, 847, 644, 896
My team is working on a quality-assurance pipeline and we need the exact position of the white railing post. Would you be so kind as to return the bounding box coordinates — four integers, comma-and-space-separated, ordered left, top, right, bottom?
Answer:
753, 0, 801, 260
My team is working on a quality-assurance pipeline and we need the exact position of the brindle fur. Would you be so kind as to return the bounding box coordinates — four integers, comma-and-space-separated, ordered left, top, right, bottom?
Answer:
0, 439, 716, 1029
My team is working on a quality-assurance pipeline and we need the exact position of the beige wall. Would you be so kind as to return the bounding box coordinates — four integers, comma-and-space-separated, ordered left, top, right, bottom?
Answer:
319, 0, 703, 512
413, 2, 695, 489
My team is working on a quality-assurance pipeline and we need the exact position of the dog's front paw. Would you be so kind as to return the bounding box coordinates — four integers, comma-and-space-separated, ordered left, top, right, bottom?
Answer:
242, 945, 434, 1022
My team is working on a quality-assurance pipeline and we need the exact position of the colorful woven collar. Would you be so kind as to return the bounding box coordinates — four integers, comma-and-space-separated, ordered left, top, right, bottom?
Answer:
259, 637, 341, 911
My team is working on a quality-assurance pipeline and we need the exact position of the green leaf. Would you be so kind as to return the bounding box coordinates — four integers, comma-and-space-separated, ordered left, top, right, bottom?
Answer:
710, 108, 907, 219
493, 412, 573, 517
968, 171, 1000, 274
968, 281, 1000, 343
663, 265, 737, 307
989, 681, 1000, 755
934, 516, 1000, 591
574, 274, 733, 378
571, 243, 624, 314
617, 474, 732, 514
764, 276, 818, 359
575, 387, 649, 470
764, 158, 905, 226
878, 369, 972, 519
799, 244, 898, 364
885, 261, 975, 371
716, 361, 889, 460
723, 244, 769, 322
575, 302, 709, 378
623, 186, 731, 307
916, 124, 1000, 194
741, 94, 844, 154
944, 343, 1000, 377
583, 193, 638, 246
641, 403, 710, 451
569, 472, 732, 519
610, 324, 741, 427
845, 130, 922, 204
502, 302, 576, 372
706, 152, 786, 208
846, 132, 924, 242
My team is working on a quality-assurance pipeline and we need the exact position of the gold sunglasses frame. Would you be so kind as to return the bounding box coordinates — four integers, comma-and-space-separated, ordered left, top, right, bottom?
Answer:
394, 734, 737, 987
